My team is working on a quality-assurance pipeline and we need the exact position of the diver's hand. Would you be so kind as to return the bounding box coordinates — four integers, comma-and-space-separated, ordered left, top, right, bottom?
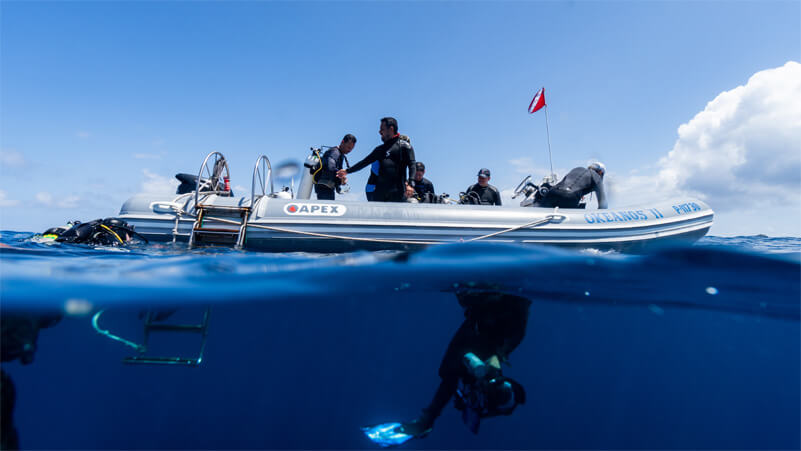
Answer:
405, 184, 415, 198
399, 416, 434, 438
336, 169, 347, 179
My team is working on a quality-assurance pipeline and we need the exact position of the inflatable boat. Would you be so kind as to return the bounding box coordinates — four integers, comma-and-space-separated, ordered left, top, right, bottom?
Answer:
117, 152, 714, 253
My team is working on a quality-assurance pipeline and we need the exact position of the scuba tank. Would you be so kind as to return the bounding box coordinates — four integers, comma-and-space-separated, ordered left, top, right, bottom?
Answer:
463, 352, 488, 379
297, 147, 322, 200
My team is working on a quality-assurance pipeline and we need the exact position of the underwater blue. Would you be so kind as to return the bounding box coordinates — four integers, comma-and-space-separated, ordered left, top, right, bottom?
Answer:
1, 232, 799, 449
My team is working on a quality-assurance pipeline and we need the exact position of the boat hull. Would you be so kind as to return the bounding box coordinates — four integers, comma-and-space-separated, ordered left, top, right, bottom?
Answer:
118, 194, 714, 253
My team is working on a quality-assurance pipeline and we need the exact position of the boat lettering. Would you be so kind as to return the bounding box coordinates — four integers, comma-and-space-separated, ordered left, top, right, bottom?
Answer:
283, 203, 347, 216
584, 209, 649, 224
672, 202, 702, 215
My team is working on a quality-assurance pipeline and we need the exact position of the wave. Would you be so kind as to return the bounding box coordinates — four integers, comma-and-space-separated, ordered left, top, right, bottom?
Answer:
1, 232, 798, 320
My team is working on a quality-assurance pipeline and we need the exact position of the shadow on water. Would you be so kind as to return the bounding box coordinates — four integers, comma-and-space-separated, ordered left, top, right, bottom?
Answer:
1, 232, 799, 449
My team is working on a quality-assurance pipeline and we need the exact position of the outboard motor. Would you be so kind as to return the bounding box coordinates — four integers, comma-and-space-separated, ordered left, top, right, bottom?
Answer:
175, 173, 198, 194
297, 147, 321, 200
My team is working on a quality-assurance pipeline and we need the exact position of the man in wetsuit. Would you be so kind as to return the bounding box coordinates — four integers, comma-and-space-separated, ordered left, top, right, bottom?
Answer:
464, 168, 502, 206
314, 134, 356, 200
534, 162, 608, 209
399, 290, 529, 437
406, 162, 436, 202
337, 117, 416, 202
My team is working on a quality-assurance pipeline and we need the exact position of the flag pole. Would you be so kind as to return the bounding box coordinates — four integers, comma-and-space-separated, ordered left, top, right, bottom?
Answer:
544, 103, 554, 179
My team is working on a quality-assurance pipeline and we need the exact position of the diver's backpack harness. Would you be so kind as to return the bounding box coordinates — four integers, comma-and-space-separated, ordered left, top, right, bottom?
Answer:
45, 218, 147, 246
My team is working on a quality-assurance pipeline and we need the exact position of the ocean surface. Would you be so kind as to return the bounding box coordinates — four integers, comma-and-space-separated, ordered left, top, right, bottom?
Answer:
0, 232, 799, 449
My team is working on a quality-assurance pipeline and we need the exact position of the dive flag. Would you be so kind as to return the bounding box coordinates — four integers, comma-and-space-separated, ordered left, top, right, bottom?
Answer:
528, 87, 546, 113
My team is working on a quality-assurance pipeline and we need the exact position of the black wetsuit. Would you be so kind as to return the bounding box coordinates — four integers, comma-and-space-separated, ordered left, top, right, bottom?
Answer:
347, 136, 416, 202
535, 167, 607, 209
1, 313, 63, 450
418, 292, 530, 429
465, 184, 502, 206
413, 177, 436, 199
44, 218, 138, 246
315, 147, 346, 200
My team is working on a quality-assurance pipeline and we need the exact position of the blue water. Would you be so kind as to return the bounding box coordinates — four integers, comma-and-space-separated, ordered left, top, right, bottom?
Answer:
1, 232, 799, 449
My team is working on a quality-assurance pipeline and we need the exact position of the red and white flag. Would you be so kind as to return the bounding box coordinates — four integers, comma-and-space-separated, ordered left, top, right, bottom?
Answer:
528, 87, 546, 113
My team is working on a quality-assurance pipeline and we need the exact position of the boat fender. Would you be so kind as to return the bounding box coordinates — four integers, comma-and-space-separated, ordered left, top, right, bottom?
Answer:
150, 201, 182, 213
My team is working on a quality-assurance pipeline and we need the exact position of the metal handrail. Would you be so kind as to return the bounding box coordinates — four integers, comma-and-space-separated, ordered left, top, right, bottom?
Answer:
194, 151, 231, 210
250, 155, 274, 207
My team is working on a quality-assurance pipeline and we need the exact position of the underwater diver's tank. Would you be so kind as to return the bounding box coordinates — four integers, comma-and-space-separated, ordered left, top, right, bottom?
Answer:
296, 148, 319, 200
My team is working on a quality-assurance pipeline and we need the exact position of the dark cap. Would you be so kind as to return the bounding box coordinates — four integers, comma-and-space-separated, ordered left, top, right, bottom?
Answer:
477, 168, 491, 178
415, 162, 425, 171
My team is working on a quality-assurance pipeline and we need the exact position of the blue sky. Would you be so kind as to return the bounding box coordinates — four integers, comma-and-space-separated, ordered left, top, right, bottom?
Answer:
1, 1, 799, 235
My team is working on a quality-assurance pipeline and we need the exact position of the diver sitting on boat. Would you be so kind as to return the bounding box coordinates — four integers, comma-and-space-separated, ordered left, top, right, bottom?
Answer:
42, 218, 146, 246
337, 117, 417, 202
363, 289, 529, 445
405, 161, 437, 203
314, 134, 356, 200
462, 168, 502, 205
533, 162, 608, 209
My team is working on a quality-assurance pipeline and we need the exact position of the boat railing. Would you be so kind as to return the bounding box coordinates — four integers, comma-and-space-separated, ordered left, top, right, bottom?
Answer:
194, 151, 231, 210
250, 155, 274, 207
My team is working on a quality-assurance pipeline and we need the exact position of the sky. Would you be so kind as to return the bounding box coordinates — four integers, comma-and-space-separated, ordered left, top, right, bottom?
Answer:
1, 1, 799, 236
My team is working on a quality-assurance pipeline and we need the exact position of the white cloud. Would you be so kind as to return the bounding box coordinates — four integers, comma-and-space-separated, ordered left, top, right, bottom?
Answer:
134, 153, 162, 160
140, 169, 178, 194
62, 195, 80, 209
1, 149, 27, 169
507, 157, 553, 176
0, 190, 19, 207
35, 191, 80, 208
614, 61, 801, 225
36, 191, 54, 206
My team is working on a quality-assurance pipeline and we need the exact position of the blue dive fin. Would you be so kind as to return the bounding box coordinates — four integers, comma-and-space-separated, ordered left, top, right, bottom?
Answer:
361, 422, 415, 447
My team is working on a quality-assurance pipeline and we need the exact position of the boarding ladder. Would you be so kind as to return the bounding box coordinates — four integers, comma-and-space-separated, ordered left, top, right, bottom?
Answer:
187, 153, 274, 249
92, 307, 211, 366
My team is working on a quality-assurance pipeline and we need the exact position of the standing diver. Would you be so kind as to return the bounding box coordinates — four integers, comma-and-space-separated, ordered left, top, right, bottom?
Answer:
314, 134, 356, 200
337, 117, 416, 202
362, 289, 530, 445
534, 162, 608, 209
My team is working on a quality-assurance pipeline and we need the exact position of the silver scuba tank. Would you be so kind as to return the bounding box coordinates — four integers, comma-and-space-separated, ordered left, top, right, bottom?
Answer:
297, 148, 320, 200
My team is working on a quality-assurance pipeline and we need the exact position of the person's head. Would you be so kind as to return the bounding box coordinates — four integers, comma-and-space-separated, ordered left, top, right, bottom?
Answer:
103, 217, 134, 242
340, 134, 357, 153
414, 162, 425, 182
379, 117, 398, 142
588, 161, 606, 178
477, 168, 491, 187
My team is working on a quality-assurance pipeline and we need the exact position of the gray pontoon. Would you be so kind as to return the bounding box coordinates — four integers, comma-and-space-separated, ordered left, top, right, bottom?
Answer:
117, 152, 714, 253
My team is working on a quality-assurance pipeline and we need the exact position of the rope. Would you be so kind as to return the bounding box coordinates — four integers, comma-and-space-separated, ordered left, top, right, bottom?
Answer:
92, 310, 145, 352
464, 215, 561, 242
199, 213, 565, 246
202, 215, 440, 245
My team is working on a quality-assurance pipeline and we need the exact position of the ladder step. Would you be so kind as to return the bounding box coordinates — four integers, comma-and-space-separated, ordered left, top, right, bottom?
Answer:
146, 324, 205, 332
193, 227, 240, 233
122, 356, 201, 366
197, 204, 251, 212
